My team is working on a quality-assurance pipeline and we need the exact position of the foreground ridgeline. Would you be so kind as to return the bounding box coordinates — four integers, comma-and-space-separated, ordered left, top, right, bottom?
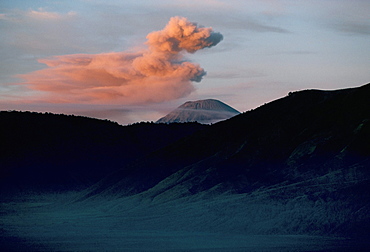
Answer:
1, 83, 370, 250
0, 112, 207, 193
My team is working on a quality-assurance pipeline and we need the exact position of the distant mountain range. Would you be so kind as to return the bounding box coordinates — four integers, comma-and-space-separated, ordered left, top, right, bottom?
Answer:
156, 99, 240, 124
1, 83, 370, 242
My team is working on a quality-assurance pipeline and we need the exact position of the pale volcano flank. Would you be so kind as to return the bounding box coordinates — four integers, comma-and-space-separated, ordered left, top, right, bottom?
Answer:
157, 99, 240, 124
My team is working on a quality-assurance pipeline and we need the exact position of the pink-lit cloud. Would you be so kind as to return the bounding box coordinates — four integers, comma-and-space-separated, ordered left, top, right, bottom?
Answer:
16, 16, 223, 104
27, 8, 77, 20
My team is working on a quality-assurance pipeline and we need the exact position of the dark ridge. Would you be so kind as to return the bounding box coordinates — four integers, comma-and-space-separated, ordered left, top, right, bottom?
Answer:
79, 83, 370, 237
1, 83, 370, 238
87, 83, 370, 196
0, 111, 208, 194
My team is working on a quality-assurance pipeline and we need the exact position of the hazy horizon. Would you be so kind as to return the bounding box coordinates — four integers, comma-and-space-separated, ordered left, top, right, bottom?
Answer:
1, 0, 369, 125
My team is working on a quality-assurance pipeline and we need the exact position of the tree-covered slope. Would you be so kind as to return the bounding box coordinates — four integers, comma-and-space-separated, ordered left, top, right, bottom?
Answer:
0, 112, 208, 193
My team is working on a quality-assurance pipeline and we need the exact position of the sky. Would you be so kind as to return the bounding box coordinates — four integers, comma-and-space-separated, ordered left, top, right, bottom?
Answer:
1, 0, 369, 125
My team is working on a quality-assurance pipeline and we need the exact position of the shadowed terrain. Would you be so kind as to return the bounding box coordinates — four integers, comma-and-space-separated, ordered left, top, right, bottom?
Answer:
0, 113, 207, 194
1, 83, 370, 251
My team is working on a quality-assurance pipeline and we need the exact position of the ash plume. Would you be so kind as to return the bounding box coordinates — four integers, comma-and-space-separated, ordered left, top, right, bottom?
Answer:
17, 16, 223, 104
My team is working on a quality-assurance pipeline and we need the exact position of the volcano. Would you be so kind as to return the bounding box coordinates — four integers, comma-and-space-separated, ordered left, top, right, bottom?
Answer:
156, 99, 240, 124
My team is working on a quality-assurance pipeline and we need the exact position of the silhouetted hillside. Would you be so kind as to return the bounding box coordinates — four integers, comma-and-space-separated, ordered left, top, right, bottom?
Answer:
88, 84, 370, 195
82, 83, 370, 237
0, 84, 370, 251
1, 84, 370, 240
0, 112, 208, 194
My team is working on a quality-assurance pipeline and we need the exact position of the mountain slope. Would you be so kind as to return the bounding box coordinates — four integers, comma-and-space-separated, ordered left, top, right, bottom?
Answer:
1, 84, 370, 250
90, 83, 370, 196
156, 99, 240, 124
83, 83, 370, 236
0, 112, 208, 194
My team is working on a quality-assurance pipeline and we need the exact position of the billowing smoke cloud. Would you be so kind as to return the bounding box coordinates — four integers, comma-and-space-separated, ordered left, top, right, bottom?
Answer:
18, 16, 223, 104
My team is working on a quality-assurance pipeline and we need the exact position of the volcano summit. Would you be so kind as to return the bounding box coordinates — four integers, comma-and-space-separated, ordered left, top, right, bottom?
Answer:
156, 99, 240, 124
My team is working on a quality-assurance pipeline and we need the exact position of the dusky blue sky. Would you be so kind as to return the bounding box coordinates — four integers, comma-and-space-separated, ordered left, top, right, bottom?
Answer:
1, 0, 369, 124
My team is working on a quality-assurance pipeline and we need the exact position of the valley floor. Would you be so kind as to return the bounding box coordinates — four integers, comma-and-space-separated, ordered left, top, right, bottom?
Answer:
1, 192, 368, 252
